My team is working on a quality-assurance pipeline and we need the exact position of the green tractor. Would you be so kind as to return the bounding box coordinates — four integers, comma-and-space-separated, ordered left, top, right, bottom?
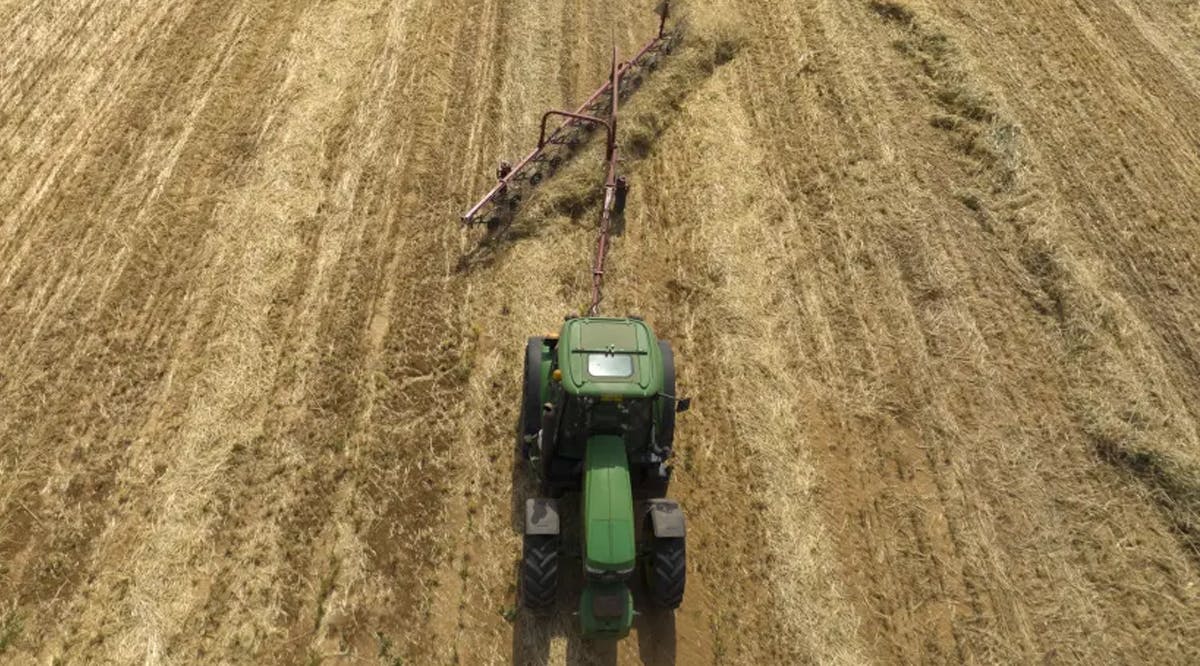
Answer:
518, 315, 690, 639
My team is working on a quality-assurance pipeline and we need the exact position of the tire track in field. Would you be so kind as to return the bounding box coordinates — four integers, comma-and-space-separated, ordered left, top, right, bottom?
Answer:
0, 1, 193, 241
0, 2, 256, 621
622, 71, 868, 664
47, 1, 391, 661
0, 0, 236, 360
180, 0, 477, 658
753, 5, 995, 659
418, 1, 577, 661
214, 0, 512, 661
343, 0, 531, 659
0, 0, 324, 660
0, 2, 244, 365
731, 0, 1200, 662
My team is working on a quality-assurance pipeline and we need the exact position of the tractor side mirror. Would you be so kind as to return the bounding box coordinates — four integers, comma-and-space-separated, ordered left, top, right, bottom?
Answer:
675, 398, 691, 413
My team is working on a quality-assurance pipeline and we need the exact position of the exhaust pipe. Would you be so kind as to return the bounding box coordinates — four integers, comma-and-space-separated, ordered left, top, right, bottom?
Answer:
540, 402, 558, 482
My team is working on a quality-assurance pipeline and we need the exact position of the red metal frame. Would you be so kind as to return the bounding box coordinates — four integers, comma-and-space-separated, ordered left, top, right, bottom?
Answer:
539, 111, 611, 151
589, 48, 622, 316
460, 3, 671, 225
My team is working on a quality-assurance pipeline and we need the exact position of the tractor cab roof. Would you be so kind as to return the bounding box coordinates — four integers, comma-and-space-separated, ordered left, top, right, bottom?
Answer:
557, 317, 662, 399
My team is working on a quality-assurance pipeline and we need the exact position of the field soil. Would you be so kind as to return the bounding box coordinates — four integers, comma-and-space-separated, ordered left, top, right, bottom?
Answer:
3, 0, 1199, 664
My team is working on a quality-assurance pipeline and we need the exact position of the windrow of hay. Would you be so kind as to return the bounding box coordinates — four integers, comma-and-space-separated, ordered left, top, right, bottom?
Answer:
875, 0, 1200, 556
603, 4, 870, 662
870, 0, 1022, 189
624, 80, 869, 663
511, 21, 746, 235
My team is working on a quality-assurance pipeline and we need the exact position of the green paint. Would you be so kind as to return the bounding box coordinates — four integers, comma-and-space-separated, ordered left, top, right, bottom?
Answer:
529, 316, 674, 640
583, 435, 636, 572
579, 582, 634, 640
558, 317, 663, 399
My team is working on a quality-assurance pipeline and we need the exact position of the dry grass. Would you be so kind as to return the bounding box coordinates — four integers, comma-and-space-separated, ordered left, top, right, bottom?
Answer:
512, 22, 745, 229
0, 605, 20, 656
2, 0, 1200, 664
871, 0, 1200, 560
871, 1, 1022, 188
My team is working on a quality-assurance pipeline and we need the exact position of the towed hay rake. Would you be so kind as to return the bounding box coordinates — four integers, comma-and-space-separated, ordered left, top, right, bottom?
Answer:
461, 2, 694, 643
461, 1, 675, 224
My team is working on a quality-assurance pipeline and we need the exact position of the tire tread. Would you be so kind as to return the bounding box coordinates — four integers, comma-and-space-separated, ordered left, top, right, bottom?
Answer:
649, 536, 685, 609
521, 534, 559, 609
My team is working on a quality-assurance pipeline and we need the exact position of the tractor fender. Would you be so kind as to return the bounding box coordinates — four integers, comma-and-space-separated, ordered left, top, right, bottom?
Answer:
525, 498, 560, 536
645, 499, 685, 538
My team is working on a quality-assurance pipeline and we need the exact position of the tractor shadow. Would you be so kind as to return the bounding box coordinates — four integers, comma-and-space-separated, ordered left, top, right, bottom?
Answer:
633, 608, 677, 665
629, 551, 677, 666
510, 493, 618, 666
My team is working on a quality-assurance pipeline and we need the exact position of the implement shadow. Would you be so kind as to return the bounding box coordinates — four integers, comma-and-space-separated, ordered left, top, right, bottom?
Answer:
456, 213, 537, 274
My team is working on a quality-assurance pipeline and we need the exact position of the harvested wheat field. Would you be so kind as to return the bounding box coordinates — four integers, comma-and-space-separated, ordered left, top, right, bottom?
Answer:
3, 0, 1200, 663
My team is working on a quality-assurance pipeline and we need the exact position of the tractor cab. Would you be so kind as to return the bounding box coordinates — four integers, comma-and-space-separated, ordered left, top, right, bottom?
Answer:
557, 317, 662, 400
554, 317, 663, 467
524, 317, 681, 497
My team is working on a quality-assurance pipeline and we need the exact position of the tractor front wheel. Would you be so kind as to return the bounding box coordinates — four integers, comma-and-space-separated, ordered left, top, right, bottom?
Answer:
521, 534, 559, 609
644, 533, 686, 609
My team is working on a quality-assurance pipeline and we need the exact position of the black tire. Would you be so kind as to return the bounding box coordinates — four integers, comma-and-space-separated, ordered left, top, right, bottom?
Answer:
520, 337, 546, 457
657, 340, 677, 453
521, 534, 559, 609
646, 534, 686, 609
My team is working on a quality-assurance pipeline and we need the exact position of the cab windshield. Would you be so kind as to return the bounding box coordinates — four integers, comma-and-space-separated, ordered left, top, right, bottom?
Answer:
588, 353, 634, 378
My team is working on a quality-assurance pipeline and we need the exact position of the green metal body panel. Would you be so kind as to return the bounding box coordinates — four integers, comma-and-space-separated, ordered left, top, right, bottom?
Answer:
557, 318, 663, 399
583, 435, 636, 571
579, 582, 634, 639
531, 317, 667, 469
528, 317, 675, 640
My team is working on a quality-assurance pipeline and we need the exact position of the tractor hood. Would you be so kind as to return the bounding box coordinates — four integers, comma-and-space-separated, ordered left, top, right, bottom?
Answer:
557, 317, 663, 399
583, 435, 636, 572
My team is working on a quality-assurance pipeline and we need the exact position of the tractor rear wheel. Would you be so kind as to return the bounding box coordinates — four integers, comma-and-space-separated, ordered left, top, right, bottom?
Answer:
520, 337, 546, 458
645, 532, 686, 609
520, 534, 559, 609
